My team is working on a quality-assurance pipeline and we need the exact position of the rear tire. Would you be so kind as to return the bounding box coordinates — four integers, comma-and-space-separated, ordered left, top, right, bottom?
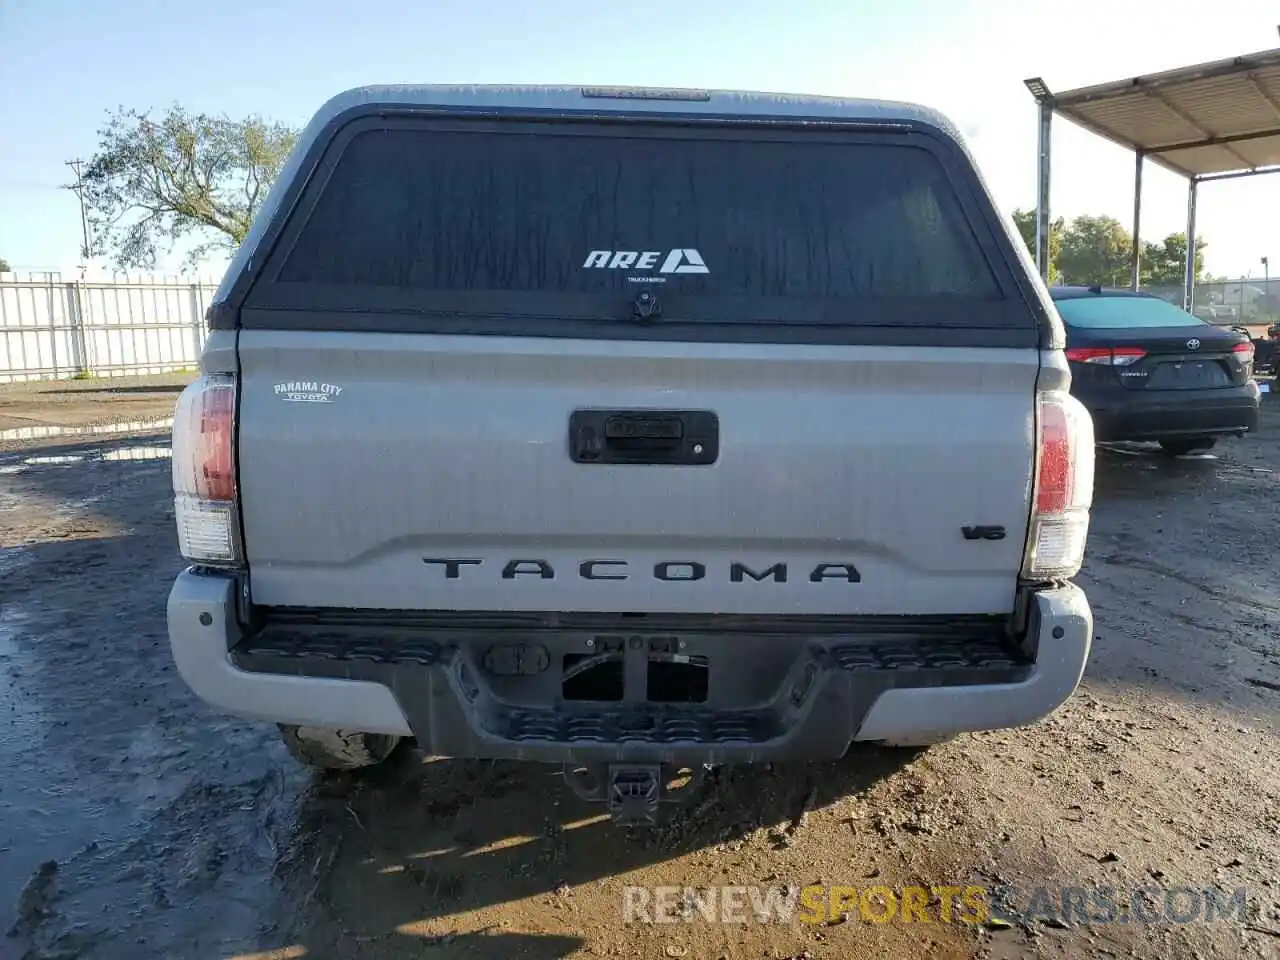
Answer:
278, 725, 401, 770
1158, 438, 1216, 456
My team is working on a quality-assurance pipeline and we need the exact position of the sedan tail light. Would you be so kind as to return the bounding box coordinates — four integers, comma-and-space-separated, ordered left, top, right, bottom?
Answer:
1065, 346, 1146, 366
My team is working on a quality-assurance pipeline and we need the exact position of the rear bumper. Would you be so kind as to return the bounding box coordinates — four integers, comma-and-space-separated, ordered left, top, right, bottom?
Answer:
167, 571, 1092, 762
1077, 382, 1260, 442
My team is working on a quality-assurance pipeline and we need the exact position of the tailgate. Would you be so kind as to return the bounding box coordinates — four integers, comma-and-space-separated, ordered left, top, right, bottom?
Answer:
237, 333, 1036, 615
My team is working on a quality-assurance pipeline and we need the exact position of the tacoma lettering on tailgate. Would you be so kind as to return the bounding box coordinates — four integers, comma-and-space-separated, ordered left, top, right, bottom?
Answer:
422, 559, 862, 583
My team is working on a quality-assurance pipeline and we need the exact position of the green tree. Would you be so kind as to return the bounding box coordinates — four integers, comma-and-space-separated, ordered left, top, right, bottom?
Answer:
0, 257, 10, 273
1057, 215, 1133, 287
1007, 209, 1212, 289
1011, 208, 1063, 282
75, 105, 298, 269
1140, 233, 1206, 286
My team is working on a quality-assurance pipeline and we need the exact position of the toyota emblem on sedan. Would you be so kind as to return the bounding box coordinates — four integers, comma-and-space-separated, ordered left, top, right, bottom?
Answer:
1186, 338, 1201, 350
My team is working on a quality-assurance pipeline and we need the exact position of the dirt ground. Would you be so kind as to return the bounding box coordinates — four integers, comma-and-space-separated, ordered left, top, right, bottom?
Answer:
1, 375, 1277, 960
0, 373, 194, 450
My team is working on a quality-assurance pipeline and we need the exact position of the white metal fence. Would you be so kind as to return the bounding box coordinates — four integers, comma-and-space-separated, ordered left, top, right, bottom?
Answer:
4, 270, 1273, 384
0, 272, 218, 382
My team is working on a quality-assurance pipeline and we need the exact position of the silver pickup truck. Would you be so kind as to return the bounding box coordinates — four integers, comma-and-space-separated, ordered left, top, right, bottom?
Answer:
166, 85, 1095, 823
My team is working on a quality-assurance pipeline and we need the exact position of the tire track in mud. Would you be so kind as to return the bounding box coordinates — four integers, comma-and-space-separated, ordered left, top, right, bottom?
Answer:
0, 438, 313, 960
1095, 551, 1280, 619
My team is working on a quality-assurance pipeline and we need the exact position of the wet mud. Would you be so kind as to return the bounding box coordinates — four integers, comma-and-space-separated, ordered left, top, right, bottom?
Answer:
1, 379, 1277, 959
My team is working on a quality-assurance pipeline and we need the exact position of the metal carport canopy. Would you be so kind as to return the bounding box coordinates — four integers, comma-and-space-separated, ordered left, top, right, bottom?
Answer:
1025, 46, 1280, 307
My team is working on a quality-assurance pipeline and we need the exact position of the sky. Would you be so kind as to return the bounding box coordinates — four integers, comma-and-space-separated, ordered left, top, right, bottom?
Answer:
0, 0, 1277, 280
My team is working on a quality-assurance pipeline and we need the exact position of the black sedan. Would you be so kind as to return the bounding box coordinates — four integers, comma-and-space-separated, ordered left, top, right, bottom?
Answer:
1049, 287, 1261, 455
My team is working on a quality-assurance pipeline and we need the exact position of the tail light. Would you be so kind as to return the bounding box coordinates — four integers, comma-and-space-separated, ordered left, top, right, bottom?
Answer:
1065, 346, 1146, 366
172, 374, 242, 566
1023, 391, 1094, 580
1230, 341, 1256, 378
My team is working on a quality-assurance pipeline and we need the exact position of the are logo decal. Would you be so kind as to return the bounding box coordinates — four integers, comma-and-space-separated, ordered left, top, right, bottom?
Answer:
582, 249, 709, 275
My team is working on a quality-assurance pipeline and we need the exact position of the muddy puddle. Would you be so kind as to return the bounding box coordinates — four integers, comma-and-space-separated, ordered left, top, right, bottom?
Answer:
0, 608, 41, 745
0, 444, 172, 476
0, 416, 174, 445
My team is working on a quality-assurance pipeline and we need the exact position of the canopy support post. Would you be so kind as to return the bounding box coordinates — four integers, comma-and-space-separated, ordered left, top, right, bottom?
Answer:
1035, 101, 1053, 281
1183, 178, 1199, 312
1130, 152, 1144, 291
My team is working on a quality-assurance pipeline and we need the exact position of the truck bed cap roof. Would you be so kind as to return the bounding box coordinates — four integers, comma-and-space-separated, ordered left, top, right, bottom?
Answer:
313, 84, 959, 133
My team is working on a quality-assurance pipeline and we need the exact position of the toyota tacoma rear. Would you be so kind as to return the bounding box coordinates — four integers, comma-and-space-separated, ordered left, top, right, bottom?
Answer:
167, 84, 1094, 823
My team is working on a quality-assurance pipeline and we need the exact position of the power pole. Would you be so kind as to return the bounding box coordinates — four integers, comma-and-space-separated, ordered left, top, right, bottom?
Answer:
65, 159, 92, 277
